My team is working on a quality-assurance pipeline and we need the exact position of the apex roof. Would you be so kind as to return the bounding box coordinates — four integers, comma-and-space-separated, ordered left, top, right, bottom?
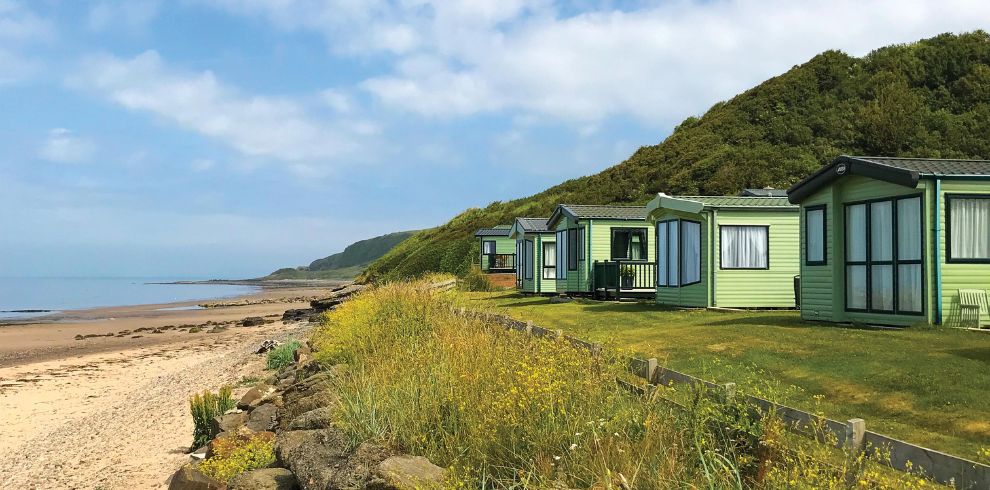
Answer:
474, 226, 512, 237
515, 217, 551, 232
788, 155, 990, 203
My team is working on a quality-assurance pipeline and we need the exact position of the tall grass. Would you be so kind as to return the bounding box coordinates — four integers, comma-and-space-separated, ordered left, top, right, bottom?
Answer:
310, 281, 942, 489
190, 386, 235, 448
266, 339, 302, 371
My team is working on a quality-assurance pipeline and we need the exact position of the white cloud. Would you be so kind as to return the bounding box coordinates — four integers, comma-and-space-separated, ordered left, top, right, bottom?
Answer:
39, 128, 97, 164
70, 50, 379, 171
0, 0, 54, 85
87, 0, 161, 32
190, 158, 216, 172
201, 0, 990, 124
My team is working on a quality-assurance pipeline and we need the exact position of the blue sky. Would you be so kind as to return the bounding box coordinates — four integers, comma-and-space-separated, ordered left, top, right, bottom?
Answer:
1, 0, 986, 278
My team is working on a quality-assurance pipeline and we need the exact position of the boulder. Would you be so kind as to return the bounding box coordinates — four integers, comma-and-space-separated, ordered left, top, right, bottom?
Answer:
275, 429, 350, 490
228, 468, 298, 490
212, 411, 248, 435
245, 403, 278, 432
238, 387, 265, 410
287, 407, 333, 431
168, 462, 225, 490
241, 317, 266, 327
292, 346, 312, 363
278, 392, 335, 431
373, 455, 447, 489
330, 442, 391, 489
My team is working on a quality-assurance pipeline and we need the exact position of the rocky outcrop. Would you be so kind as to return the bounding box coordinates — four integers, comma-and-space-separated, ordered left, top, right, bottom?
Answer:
286, 407, 333, 431
373, 455, 448, 489
168, 462, 225, 490
170, 285, 448, 489
228, 468, 298, 490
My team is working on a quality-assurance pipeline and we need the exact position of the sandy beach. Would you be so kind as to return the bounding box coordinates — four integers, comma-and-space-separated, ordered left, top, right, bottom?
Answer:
0, 286, 337, 489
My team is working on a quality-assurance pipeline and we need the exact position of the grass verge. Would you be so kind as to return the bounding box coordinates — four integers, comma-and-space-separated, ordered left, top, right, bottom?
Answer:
310, 281, 941, 488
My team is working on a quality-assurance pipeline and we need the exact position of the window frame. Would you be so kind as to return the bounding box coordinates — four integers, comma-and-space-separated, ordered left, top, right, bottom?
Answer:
656, 219, 702, 288
842, 194, 925, 316
482, 240, 496, 255
804, 205, 827, 266
610, 227, 649, 261
542, 241, 556, 280
718, 225, 770, 270
945, 193, 990, 264
554, 230, 567, 280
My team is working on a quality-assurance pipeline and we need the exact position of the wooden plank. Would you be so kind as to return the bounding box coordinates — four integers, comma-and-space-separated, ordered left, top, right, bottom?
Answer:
863, 431, 990, 489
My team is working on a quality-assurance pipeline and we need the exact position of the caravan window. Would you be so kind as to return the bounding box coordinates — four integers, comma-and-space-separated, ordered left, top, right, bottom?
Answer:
844, 196, 922, 315
947, 195, 990, 261
611, 228, 648, 260
656, 220, 700, 287
720, 226, 769, 269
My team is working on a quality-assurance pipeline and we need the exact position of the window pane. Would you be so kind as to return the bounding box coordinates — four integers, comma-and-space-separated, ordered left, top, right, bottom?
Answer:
681, 221, 701, 284
897, 264, 922, 313
555, 231, 566, 280
578, 228, 586, 260
612, 230, 629, 259
950, 198, 990, 259
524, 241, 534, 279
871, 264, 893, 311
846, 204, 867, 262
629, 233, 642, 260
871, 201, 893, 261
543, 242, 556, 266
847, 265, 867, 309
516, 240, 523, 281
721, 226, 768, 268
806, 208, 824, 263
568, 229, 578, 269
668, 223, 679, 286
897, 197, 922, 261
657, 222, 668, 286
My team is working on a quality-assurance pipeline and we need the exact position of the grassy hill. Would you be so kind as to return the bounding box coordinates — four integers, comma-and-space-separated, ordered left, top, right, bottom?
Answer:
362, 31, 990, 282
265, 230, 418, 280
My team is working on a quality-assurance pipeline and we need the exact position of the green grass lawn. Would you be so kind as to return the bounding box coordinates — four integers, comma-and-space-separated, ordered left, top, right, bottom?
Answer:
462, 291, 990, 461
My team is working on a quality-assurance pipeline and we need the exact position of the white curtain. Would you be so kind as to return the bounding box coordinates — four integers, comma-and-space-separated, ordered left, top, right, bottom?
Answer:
656, 222, 668, 286
681, 221, 701, 284
871, 264, 893, 310
846, 204, 867, 262
870, 201, 893, 261
898, 264, 923, 312
897, 198, 922, 261
950, 198, 990, 259
720, 226, 768, 269
543, 243, 556, 280
630, 233, 643, 260
847, 265, 867, 309
668, 222, 680, 286
806, 208, 824, 263
483, 241, 495, 254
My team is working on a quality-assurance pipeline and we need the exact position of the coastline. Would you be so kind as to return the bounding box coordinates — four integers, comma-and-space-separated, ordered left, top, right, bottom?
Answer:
0, 284, 337, 488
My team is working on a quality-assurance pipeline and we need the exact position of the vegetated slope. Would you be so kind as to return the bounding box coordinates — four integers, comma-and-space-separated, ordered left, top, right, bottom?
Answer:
265, 230, 418, 280
362, 31, 990, 282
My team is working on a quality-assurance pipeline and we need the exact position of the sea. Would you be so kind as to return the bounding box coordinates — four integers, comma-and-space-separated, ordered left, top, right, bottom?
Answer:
0, 277, 260, 320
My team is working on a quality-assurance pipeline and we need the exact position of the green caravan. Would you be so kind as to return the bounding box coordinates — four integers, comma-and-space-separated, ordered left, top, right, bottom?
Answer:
788, 155, 990, 328
646, 193, 799, 308
508, 218, 557, 294
545, 204, 655, 299
473, 225, 516, 273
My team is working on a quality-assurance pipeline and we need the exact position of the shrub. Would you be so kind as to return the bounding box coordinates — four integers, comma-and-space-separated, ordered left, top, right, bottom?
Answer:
189, 386, 235, 448
311, 280, 943, 488
198, 432, 276, 482
266, 339, 301, 371
458, 266, 495, 292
